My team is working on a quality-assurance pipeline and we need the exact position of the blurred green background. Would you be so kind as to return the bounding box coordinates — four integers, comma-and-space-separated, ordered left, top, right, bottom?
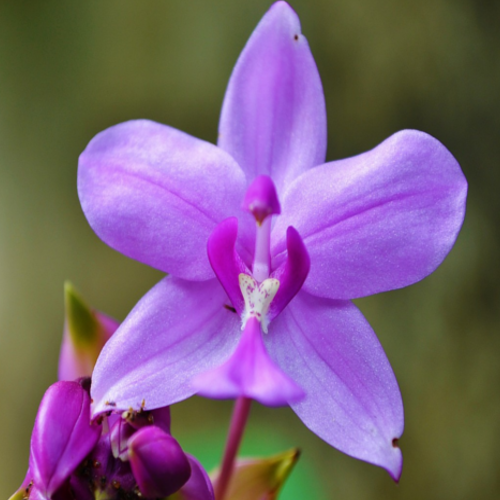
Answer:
1, 0, 499, 498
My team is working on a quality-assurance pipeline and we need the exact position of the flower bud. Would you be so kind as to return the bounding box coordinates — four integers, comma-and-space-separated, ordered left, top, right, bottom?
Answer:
128, 426, 191, 497
58, 282, 119, 381
29, 381, 102, 497
211, 448, 300, 500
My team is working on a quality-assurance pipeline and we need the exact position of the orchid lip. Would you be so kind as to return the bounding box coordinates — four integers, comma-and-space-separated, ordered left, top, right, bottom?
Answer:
192, 316, 305, 406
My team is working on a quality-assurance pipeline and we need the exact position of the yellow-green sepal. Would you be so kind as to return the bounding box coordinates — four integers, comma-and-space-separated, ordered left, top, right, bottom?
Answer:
212, 448, 300, 500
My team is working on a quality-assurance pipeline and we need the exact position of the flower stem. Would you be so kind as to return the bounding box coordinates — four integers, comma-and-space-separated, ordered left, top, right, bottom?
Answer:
215, 396, 252, 500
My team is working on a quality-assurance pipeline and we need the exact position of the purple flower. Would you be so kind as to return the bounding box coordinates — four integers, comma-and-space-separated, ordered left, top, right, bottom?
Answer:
78, 1, 467, 480
14, 380, 213, 500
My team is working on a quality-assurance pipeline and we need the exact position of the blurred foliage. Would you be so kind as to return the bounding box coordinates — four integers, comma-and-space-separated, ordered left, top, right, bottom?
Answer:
0, 0, 499, 499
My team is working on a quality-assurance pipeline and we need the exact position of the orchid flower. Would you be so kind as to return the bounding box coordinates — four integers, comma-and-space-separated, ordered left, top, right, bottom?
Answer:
78, 0, 467, 480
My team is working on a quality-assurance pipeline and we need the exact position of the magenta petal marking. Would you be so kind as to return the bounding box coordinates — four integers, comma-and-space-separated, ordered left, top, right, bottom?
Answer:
29, 381, 101, 496
91, 277, 240, 415
207, 218, 250, 315
218, 1, 327, 195
269, 226, 310, 322
128, 426, 191, 498
265, 291, 403, 480
78, 119, 247, 280
193, 317, 304, 406
272, 129, 468, 299
177, 455, 215, 500
242, 175, 281, 223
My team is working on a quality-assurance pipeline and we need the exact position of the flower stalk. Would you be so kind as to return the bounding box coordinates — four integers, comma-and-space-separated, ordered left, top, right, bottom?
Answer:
215, 397, 252, 500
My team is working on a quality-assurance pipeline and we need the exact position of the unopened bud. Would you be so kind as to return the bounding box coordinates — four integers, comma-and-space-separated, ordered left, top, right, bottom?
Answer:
128, 426, 191, 498
58, 282, 119, 380
29, 381, 101, 497
211, 448, 300, 500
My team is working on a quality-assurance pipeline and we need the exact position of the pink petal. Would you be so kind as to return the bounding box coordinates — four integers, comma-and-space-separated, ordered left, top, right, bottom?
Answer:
272, 130, 468, 299
218, 1, 326, 195
78, 119, 248, 280
91, 277, 241, 415
265, 291, 404, 480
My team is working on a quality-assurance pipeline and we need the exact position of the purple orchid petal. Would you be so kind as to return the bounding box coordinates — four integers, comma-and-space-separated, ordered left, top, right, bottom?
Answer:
193, 316, 304, 406
207, 217, 250, 315
272, 130, 468, 300
29, 381, 101, 497
91, 277, 241, 415
269, 226, 310, 321
78, 119, 249, 280
218, 1, 326, 195
265, 291, 403, 480
242, 175, 281, 224
176, 455, 215, 500
128, 426, 191, 498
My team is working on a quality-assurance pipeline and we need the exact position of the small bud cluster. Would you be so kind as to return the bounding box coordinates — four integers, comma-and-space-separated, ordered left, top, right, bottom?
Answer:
18, 379, 194, 500
11, 285, 213, 500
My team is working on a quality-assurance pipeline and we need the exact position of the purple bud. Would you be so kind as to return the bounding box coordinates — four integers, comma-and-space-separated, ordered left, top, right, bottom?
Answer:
242, 175, 281, 224
29, 381, 101, 497
128, 426, 191, 497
